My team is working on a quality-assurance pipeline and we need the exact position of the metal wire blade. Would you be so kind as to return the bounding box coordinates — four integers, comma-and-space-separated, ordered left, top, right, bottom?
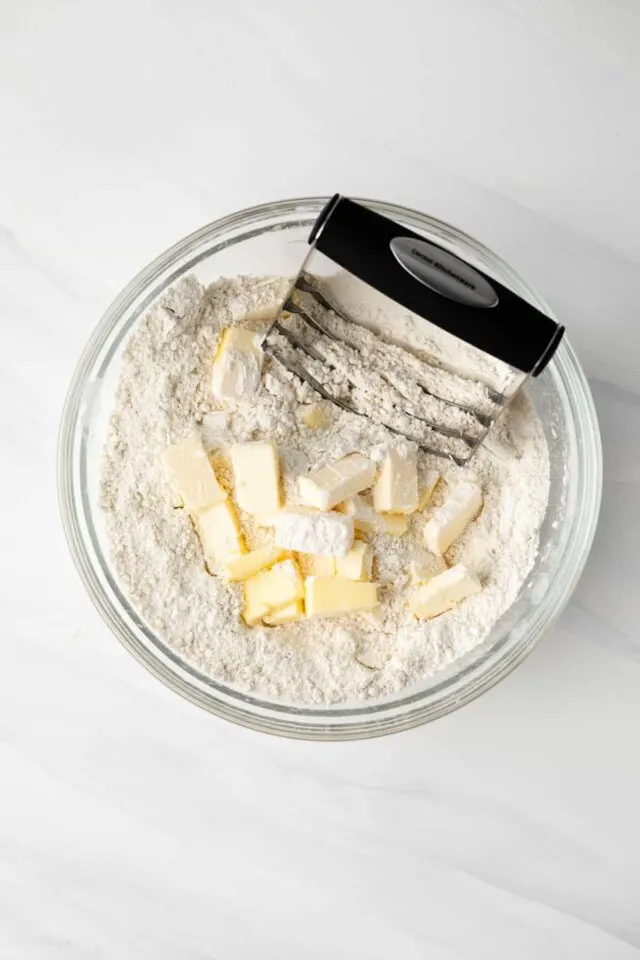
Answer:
264, 271, 505, 464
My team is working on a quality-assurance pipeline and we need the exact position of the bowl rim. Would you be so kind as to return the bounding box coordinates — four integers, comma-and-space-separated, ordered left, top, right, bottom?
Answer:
57, 195, 602, 739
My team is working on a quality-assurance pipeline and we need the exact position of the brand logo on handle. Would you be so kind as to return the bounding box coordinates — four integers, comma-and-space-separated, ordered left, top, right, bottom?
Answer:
390, 237, 499, 308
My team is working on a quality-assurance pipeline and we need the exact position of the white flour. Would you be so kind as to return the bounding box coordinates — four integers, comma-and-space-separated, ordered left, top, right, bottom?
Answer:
100, 275, 550, 705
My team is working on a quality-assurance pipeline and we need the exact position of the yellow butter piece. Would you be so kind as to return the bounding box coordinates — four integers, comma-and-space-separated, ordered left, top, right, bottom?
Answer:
407, 550, 447, 585
300, 554, 336, 577
211, 326, 263, 403
244, 559, 304, 617
380, 513, 410, 536
305, 576, 378, 618
225, 542, 286, 581
238, 305, 278, 323
230, 441, 281, 515
242, 597, 271, 626
298, 453, 376, 510
335, 541, 373, 581
409, 564, 481, 619
337, 495, 378, 533
417, 469, 441, 511
263, 599, 305, 626
300, 403, 328, 430
273, 509, 354, 557
162, 432, 227, 513
373, 445, 419, 515
423, 482, 483, 555
197, 500, 245, 564
408, 560, 427, 585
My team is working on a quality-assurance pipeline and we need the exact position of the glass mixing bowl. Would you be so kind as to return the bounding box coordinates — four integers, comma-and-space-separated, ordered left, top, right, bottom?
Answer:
58, 197, 601, 740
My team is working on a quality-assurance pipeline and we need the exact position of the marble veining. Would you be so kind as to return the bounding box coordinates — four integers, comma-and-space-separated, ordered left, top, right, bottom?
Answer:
1, 1, 639, 956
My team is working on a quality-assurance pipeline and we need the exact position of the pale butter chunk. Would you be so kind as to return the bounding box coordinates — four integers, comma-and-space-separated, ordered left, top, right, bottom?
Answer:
408, 548, 446, 585
337, 495, 378, 533
225, 542, 286, 582
273, 509, 354, 558
417, 469, 441, 510
300, 403, 328, 430
211, 327, 263, 403
162, 432, 227, 513
409, 564, 481, 619
373, 445, 419, 515
243, 559, 304, 625
237, 305, 279, 323
263, 599, 305, 626
423, 482, 483, 555
242, 597, 270, 627
301, 554, 336, 577
336, 541, 373, 582
197, 500, 245, 564
230, 441, 281, 515
305, 576, 378, 618
380, 513, 410, 537
298, 453, 376, 510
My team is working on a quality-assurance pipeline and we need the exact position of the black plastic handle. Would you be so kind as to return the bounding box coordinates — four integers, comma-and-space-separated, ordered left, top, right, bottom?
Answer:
309, 195, 564, 376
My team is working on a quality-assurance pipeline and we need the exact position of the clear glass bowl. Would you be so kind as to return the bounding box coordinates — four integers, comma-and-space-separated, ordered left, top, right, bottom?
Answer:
57, 197, 602, 740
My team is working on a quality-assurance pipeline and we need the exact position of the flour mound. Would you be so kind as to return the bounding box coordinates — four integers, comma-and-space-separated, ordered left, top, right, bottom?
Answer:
100, 275, 549, 706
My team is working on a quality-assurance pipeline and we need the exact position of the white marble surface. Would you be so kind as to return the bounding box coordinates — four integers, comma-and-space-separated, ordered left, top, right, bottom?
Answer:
1, 1, 639, 956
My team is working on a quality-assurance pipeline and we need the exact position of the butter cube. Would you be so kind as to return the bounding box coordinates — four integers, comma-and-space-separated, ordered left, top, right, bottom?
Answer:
337, 495, 378, 533
243, 597, 271, 626
163, 433, 227, 513
300, 554, 336, 577
409, 560, 428, 584
336, 541, 373, 581
263, 599, 305, 626
238, 305, 278, 323
298, 453, 376, 510
380, 513, 410, 537
408, 549, 446, 585
211, 327, 263, 403
417, 469, 441, 510
300, 404, 328, 430
424, 482, 483, 555
244, 559, 304, 617
225, 542, 286, 581
409, 564, 481, 619
305, 577, 379, 618
197, 500, 245, 564
373, 445, 419, 515
230, 441, 281, 515
274, 509, 354, 558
